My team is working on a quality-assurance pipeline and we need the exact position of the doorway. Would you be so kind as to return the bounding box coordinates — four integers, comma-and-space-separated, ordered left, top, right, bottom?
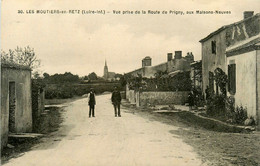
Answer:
9, 82, 16, 133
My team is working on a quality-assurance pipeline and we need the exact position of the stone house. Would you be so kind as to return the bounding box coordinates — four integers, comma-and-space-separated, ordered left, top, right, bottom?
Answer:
126, 51, 194, 78
200, 24, 228, 95
200, 11, 260, 127
1, 63, 32, 149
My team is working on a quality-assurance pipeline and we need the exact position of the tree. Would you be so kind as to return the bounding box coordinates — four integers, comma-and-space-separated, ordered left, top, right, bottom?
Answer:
83, 75, 89, 80
214, 68, 228, 96
88, 72, 98, 80
43, 72, 50, 78
1, 46, 40, 70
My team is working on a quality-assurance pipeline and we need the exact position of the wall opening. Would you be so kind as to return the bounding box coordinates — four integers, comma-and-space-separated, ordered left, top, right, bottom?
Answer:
211, 41, 216, 54
9, 81, 16, 133
228, 64, 236, 95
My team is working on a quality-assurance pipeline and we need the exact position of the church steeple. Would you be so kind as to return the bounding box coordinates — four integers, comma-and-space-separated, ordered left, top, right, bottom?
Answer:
103, 59, 108, 80
105, 59, 107, 67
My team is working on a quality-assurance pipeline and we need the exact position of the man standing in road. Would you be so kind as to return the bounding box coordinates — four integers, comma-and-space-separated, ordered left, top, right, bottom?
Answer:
88, 88, 96, 118
111, 86, 122, 117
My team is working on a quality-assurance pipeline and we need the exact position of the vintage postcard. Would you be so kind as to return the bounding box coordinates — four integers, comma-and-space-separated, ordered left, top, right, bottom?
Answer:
1, 0, 260, 165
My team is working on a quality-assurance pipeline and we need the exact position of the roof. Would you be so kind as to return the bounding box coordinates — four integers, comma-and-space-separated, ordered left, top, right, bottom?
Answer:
226, 38, 260, 57
199, 26, 228, 43
190, 60, 202, 66
1, 62, 31, 71
199, 13, 260, 43
143, 56, 151, 60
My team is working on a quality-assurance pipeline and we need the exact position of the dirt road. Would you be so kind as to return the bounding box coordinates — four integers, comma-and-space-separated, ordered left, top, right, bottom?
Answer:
4, 94, 203, 166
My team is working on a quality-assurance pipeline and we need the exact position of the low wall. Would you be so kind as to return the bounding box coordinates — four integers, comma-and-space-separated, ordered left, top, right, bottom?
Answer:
139, 91, 189, 106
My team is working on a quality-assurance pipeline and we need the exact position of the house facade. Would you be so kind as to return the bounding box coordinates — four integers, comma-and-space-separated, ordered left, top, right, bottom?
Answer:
225, 13, 260, 125
1, 63, 32, 148
200, 11, 260, 128
200, 27, 227, 95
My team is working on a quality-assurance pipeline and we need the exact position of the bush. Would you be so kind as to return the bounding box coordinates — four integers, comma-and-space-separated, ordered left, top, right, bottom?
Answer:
233, 106, 248, 125
45, 82, 123, 99
206, 94, 226, 116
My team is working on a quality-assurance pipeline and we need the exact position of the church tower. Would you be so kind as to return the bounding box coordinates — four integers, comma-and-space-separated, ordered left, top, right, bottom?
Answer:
103, 60, 108, 80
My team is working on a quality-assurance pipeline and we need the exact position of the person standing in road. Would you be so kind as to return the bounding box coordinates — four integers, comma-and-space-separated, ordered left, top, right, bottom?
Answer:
111, 86, 122, 117
88, 88, 96, 118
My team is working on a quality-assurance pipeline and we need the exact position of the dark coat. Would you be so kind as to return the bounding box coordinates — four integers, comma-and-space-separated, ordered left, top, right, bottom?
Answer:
111, 91, 121, 104
88, 92, 96, 106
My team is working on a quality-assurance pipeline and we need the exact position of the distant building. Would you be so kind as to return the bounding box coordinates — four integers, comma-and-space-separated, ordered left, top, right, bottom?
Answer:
200, 11, 260, 127
1, 63, 32, 149
103, 60, 117, 81
126, 51, 194, 78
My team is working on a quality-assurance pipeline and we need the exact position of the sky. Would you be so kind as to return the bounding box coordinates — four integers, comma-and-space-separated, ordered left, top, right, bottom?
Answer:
1, 0, 260, 76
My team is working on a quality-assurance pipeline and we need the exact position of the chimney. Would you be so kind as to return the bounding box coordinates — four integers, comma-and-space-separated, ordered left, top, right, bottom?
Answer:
244, 11, 254, 19
142, 56, 152, 67
167, 53, 173, 61
174, 51, 182, 59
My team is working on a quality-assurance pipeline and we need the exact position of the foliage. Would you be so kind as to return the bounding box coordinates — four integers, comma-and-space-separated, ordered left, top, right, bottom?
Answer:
87, 72, 98, 80
169, 72, 192, 91
119, 74, 128, 87
206, 94, 226, 116
226, 97, 248, 125
206, 69, 228, 116
214, 68, 228, 95
1, 46, 40, 69
125, 71, 191, 92
225, 96, 235, 119
43, 72, 80, 84
45, 82, 122, 99
233, 106, 248, 125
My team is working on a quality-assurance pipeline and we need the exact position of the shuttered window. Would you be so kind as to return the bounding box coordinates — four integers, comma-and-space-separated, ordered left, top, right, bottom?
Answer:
228, 64, 236, 95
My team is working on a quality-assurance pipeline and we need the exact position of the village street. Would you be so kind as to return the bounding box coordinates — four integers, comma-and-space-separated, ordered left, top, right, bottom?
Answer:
3, 94, 204, 166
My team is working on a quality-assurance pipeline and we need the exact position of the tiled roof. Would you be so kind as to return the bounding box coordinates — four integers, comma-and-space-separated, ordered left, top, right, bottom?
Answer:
199, 13, 260, 43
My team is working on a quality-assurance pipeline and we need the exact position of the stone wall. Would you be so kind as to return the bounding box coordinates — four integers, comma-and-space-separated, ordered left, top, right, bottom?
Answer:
128, 90, 136, 104
1, 64, 32, 149
32, 87, 45, 132
126, 83, 189, 107
139, 91, 189, 107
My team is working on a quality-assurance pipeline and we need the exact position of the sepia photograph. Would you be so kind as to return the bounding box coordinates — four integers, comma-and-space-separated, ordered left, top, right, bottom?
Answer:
1, 0, 260, 165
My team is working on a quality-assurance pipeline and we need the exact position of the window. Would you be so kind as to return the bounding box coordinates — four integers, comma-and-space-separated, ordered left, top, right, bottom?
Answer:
228, 64, 236, 95
211, 41, 216, 54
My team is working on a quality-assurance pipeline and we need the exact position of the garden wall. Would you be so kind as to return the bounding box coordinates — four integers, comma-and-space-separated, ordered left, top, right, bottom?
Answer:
139, 91, 189, 107
126, 87, 189, 107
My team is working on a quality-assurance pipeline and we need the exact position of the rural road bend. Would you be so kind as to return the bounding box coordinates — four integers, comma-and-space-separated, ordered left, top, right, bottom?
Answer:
4, 94, 203, 166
